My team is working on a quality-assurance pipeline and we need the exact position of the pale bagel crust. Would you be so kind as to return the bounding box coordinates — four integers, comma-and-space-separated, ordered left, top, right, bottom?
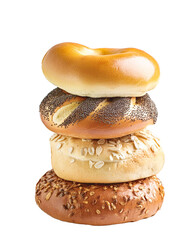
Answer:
42, 42, 160, 97
35, 170, 164, 225
40, 88, 158, 139
50, 129, 164, 183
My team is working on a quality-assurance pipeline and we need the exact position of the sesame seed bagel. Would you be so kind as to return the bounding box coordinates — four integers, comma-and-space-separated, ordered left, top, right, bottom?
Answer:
50, 129, 164, 183
35, 170, 164, 225
42, 42, 160, 98
40, 88, 158, 139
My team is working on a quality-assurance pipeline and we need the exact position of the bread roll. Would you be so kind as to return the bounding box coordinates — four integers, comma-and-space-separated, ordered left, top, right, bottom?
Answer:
35, 170, 164, 225
50, 129, 164, 183
40, 88, 158, 139
42, 42, 160, 97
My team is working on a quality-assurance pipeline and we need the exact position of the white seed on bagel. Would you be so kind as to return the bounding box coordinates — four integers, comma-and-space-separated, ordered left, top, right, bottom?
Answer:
50, 129, 164, 183
42, 42, 160, 97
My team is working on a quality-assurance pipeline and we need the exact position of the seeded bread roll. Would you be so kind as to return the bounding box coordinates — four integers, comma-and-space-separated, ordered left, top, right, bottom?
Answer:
35, 170, 164, 225
42, 42, 160, 97
50, 129, 164, 183
40, 88, 158, 139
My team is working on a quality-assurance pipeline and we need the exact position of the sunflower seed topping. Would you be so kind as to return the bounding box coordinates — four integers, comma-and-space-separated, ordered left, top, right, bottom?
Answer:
68, 146, 74, 154
56, 143, 62, 150
45, 191, 52, 200
54, 135, 62, 142
81, 147, 88, 156
111, 202, 116, 210
96, 146, 103, 156
150, 145, 156, 153
89, 160, 94, 168
88, 147, 95, 155
105, 201, 111, 210
108, 146, 119, 152
119, 209, 124, 214
70, 159, 75, 164
97, 139, 105, 144
109, 155, 114, 161
111, 152, 120, 160
96, 209, 101, 214
94, 161, 104, 169
50, 133, 58, 141
57, 136, 66, 142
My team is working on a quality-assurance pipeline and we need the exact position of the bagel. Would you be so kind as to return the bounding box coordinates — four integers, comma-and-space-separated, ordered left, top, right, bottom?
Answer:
35, 170, 164, 225
50, 129, 164, 183
42, 42, 160, 98
39, 88, 158, 139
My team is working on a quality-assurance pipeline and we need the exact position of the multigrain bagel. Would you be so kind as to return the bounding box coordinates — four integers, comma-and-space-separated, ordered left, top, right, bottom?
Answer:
40, 88, 158, 139
50, 129, 164, 183
42, 42, 160, 97
35, 170, 164, 225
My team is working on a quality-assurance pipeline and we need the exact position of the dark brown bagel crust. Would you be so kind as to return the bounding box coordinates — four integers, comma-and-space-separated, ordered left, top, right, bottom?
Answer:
35, 170, 164, 225
39, 88, 158, 139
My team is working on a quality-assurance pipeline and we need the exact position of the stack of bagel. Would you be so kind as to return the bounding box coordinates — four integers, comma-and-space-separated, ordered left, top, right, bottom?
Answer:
35, 42, 165, 225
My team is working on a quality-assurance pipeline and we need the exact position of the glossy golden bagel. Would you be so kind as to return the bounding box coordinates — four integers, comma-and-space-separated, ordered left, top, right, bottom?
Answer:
42, 42, 160, 97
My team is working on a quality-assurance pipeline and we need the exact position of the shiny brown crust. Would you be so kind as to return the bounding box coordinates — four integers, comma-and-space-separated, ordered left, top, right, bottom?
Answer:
35, 170, 164, 225
42, 42, 160, 97
40, 88, 157, 139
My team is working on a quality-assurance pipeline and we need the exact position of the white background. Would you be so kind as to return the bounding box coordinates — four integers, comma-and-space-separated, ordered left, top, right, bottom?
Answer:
1, 0, 187, 239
